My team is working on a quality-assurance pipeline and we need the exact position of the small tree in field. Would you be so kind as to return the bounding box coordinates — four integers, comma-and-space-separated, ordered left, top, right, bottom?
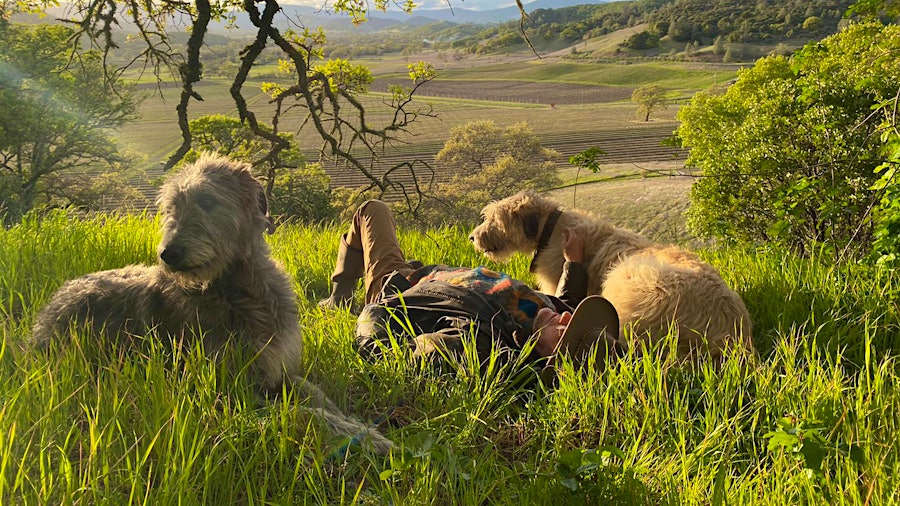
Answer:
421, 120, 561, 225
434, 120, 559, 175
712, 35, 726, 56
631, 85, 669, 122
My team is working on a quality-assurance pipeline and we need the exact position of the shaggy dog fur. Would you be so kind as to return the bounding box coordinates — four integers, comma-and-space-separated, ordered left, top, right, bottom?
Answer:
470, 191, 753, 360
32, 153, 392, 453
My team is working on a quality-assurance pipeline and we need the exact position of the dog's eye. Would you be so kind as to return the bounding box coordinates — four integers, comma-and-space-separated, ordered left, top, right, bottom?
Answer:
197, 195, 217, 211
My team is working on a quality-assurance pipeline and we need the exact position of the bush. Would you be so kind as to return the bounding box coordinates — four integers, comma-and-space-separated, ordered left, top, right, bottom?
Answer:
620, 31, 659, 50
426, 155, 561, 225
869, 105, 900, 264
185, 114, 305, 199
269, 163, 335, 223
418, 120, 561, 226
185, 114, 337, 223
712, 35, 725, 56
677, 22, 900, 256
329, 186, 383, 224
802, 16, 824, 32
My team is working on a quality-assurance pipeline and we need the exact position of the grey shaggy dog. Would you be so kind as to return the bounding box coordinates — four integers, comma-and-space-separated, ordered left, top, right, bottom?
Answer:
32, 153, 392, 453
470, 191, 753, 361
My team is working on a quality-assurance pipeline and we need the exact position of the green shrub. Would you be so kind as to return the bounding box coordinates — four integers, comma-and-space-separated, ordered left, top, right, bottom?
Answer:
418, 120, 561, 226
269, 163, 336, 223
677, 22, 900, 256
620, 30, 659, 50
869, 104, 900, 264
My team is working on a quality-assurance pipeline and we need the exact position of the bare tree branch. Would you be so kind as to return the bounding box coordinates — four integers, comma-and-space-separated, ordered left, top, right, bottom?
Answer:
21, 0, 444, 211
515, 0, 539, 58
163, 0, 210, 169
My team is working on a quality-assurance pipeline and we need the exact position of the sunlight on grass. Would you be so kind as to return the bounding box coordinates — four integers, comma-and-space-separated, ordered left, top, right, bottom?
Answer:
2, 212, 899, 503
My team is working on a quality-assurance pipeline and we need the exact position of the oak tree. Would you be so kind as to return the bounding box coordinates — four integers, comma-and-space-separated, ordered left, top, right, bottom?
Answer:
421, 120, 561, 225
631, 84, 669, 122
0, 22, 142, 223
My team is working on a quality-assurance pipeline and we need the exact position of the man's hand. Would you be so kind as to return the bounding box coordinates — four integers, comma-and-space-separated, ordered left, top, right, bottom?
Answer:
562, 227, 585, 263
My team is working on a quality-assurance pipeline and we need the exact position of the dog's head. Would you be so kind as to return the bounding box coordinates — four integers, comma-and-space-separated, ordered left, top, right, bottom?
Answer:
469, 190, 560, 261
155, 152, 273, 285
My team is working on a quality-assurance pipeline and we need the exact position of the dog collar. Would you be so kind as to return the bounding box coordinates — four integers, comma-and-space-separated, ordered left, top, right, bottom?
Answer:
530, 208, 563, 273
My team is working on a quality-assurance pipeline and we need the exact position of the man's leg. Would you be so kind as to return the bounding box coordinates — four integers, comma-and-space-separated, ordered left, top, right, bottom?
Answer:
344, 200, 416, 303
317, 231, 364, 309
321, 200, 415, 308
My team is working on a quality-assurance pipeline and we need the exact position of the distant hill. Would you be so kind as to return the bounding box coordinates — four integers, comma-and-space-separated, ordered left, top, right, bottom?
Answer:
645, 0, 854, 43
11, 0, 863, 63
205, 0, 618, 34
199, 0, 860, 61
405, 0, 619, 23
445, 0, 858, 56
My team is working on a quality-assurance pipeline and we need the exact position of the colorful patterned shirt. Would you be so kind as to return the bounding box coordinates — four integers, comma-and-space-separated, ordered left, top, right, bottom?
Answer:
407, 265, 555, 336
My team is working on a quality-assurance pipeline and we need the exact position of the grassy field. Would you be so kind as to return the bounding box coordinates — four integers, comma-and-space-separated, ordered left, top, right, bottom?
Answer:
2, 212, 900, 503
428, 60, 730, 96
117, 56, 708, 165
550, 167, 696, 245
118, 74, 689, 222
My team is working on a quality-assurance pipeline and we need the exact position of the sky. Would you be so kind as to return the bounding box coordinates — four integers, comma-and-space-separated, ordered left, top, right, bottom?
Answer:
280, 0, 522, 11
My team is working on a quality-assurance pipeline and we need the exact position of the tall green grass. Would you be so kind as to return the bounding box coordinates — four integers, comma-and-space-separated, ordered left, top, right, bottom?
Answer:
2, 212, 899, 504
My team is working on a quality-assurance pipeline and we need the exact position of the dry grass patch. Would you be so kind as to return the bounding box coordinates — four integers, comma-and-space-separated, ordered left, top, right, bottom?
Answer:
549, 168, 697, 245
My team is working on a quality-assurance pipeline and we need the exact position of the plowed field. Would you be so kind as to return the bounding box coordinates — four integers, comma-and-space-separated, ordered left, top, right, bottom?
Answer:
372, 78, 634, 105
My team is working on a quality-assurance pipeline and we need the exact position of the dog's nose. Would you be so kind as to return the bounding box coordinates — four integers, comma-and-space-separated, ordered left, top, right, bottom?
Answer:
160, 245, 184, 267
468, 233, 475, 242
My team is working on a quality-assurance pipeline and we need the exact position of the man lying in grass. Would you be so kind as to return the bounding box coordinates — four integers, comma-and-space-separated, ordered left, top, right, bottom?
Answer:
319, 200, 622, 380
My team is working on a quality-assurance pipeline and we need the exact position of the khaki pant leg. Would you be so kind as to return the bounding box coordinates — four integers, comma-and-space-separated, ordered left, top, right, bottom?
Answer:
345, 200, 415, 303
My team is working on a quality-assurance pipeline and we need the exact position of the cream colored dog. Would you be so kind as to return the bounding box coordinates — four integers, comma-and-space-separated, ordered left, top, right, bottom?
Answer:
469, 191, 753, 360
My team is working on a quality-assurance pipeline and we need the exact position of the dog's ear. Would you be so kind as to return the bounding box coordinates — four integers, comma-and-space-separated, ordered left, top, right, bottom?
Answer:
522, 211, 541, 240
254, 182, 276, 235
235, 165, 276, 235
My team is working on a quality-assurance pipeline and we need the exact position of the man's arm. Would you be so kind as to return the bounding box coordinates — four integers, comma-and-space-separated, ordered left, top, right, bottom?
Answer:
555, 227, 589, 307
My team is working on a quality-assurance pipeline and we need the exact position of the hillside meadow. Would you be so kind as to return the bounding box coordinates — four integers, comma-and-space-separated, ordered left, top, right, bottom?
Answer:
117, 57, 717, 169
1, 211, 899, 504
117, 57, 698, 221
